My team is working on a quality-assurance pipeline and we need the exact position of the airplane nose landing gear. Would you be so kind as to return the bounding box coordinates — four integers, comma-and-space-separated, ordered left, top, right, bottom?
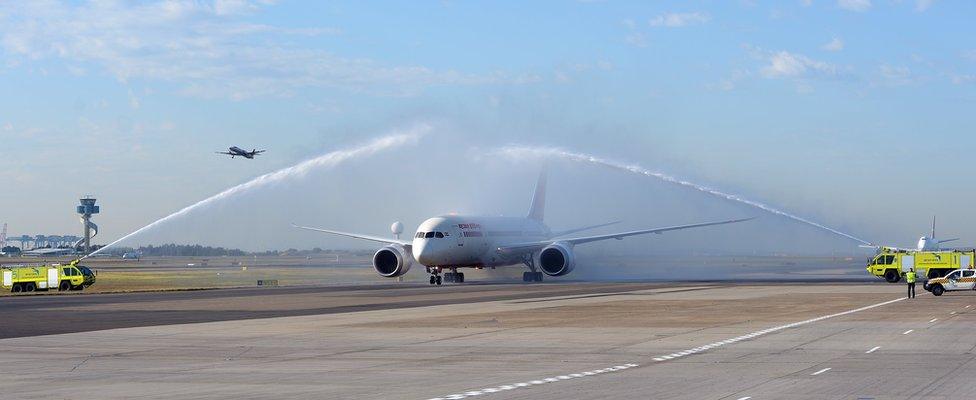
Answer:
427, 267, 443, 285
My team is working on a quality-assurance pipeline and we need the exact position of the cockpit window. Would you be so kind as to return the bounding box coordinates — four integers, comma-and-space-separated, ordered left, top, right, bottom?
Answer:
415, 232, 424, 238
435, 232, 444, 238
425, 232, 435, 238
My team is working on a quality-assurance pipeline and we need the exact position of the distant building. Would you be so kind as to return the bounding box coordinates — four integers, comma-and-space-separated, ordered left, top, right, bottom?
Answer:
22, 248, 78, 257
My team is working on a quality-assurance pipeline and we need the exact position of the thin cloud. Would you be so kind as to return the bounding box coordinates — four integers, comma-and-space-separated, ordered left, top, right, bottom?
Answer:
951, 74, 976, 84
838, 0, 871, 12
822, 37, 844, 52
622, 18, 648, 47
649, 12, 711, 28
761, 51, 839, 78
0, 1, 507, 100
877, 64, 916, 86
915, 0, 935, 12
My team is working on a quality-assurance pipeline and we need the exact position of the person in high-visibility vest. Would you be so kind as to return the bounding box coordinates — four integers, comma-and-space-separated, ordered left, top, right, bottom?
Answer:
906, 268, 917, 299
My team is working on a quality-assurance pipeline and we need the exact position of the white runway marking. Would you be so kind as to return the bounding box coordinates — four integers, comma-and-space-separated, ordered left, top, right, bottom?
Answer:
422, 297, 905, 400
736, 397, 752, 400
903, 329, 914, 335
929, 318, 938, 323
866, 346, 881, 354
811, 367, 831, 376
967, 305, 971, 309
951, 311, 957, 315
425, 363, 639, 400
649, 297, 905, 363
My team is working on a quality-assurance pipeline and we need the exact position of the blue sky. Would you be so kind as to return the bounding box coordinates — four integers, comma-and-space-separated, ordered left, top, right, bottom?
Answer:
1, 0, 975, 250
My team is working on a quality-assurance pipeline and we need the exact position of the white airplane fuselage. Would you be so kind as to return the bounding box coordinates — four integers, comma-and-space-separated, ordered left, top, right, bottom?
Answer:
411, 215, 549, 268
918, 236, 938, 251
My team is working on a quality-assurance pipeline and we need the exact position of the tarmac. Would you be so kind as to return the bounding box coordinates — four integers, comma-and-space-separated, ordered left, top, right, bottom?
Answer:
1, 281, 974, 399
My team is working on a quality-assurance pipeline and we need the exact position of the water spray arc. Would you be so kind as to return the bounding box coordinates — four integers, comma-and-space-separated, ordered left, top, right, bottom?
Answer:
80, 125, 430, 260
496, 146, 872, 246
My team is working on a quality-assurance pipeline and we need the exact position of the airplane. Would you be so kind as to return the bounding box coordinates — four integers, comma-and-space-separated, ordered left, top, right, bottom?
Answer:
216, 146, 266, 159
916, 216, 959, 251
863, 216, 959, 252
294, 170, 753, 285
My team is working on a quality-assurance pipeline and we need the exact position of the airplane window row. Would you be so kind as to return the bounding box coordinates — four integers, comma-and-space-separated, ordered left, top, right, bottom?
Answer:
415, 232, 445, 239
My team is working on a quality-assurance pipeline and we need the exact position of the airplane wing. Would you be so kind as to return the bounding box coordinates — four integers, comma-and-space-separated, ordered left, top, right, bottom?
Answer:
859, 244, 915, 252
497, 217, 754, 254
215, 151, 235, 156
292, 224, 411, 247
551, 221, 621, 238
939, 238, 960, 244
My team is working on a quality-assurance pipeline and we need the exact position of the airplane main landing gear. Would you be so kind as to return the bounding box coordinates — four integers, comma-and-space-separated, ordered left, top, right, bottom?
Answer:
444, 272, 465, 283
522, 272, 543, 282
522, 255, 543, 283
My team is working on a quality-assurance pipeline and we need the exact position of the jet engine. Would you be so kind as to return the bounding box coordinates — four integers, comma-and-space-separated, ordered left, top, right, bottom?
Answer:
538, 242, 576, 276
372, 245, 413, 277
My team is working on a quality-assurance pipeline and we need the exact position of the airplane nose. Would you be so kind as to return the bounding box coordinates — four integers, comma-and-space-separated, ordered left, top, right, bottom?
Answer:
414, 240, 447, 266
413, 241, 433, 265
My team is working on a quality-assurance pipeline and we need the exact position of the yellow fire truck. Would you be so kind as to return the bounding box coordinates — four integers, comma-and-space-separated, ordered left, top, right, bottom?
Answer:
866, 247, 975, 283
1, 261, 96, 293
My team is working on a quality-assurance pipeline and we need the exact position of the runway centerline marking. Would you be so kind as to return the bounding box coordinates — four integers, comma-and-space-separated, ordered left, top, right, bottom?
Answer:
422, 297, 905, 400
811, 367, 831, 376
903, 329, 914, 335
866, 346, 881, 354
929, 318, 938, 323
649, 297, 905, 363
425, 363, 638, 400
736, 397, 752, 400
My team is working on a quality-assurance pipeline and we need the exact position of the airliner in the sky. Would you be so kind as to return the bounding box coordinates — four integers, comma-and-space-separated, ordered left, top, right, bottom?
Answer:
216, 146, 266, 159
295, 171, 752, 285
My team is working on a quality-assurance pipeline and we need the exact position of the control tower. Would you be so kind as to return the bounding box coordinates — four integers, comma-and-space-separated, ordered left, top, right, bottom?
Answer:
77, 197, 100, 253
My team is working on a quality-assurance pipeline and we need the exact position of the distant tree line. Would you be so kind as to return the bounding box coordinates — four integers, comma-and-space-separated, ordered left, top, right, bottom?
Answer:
129, 244, 248, 257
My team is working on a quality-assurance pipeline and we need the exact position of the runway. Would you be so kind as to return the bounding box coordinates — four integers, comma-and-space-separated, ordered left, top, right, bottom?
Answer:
1, 282, 973, 399
0, 282, 684, 338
